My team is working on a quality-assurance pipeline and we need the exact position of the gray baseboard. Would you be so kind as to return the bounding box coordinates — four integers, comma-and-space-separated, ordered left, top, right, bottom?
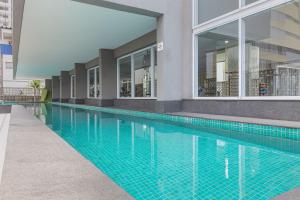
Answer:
52, 98, 300, 121
182, 100, 300, 121
113, 99, 181, 113
114, 99, 156, 112
84, 99, 113, 107
60, 99, 69, 103
84, 99, 102, 107
155, 101, 182, 113
69, 99, 85, 104
101, 99, 114, 107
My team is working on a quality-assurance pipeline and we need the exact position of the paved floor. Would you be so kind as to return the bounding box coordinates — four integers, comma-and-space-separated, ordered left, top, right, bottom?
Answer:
0, 106, 133, 200
0, 113, 10, 182
0, 105, 299, 200
273, 187, 300, 200
170, 112, 300, 128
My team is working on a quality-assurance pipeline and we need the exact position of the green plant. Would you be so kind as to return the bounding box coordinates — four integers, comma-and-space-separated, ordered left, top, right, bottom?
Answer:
30, 80, 41, 102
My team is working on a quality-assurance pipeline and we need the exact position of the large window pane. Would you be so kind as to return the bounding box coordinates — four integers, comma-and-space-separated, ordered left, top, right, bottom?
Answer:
134, 49, 151, 97
119, 56, 132, 97
244, 1, 300, 96
197, 21, 239, 97
88, 69, 95, 98
198, 0, 238, 24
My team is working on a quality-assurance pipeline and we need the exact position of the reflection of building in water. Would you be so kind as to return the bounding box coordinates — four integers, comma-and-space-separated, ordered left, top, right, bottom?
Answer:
246, 2, 300, 96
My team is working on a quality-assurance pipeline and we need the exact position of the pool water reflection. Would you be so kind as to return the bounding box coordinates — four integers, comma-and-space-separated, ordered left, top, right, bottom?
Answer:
30, 104, 300, 200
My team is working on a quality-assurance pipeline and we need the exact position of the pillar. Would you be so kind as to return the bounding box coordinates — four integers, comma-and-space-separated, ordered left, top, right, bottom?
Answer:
100, 49, 117, 106
74, 63, 87, 104
60, 71, 70, 103
51, 76, 60, 102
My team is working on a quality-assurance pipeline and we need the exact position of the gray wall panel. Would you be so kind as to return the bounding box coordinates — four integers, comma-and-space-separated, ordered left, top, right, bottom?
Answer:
60, 71, 71, 100
85, 57, 99, 69
100, 49, 117, 100
52, 76, 60, 100
114, 99, 157, 112
182, 100, 300, 121
45, 79, 52, 91
114, 30, 156, 58
74, 63, 87, 100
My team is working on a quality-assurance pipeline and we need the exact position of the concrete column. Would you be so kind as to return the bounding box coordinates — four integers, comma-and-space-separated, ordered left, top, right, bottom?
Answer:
52, 76, 60, 102
181, 0, 193, 99
74, 0, 191, 113
60, 71, 71, 103
155, 1, 184, 112
74, 63, 87, 104
100, 49, 117, 106
45, 79, 52, 91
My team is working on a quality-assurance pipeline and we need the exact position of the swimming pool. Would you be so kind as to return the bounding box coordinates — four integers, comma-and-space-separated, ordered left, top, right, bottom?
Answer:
30, 103, 300, 199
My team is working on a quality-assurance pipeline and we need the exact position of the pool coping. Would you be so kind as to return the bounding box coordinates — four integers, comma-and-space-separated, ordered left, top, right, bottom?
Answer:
51, 102, 300, 141
0, 105, 133, 200
169, 112, 300, 129
273, 187, 300, 200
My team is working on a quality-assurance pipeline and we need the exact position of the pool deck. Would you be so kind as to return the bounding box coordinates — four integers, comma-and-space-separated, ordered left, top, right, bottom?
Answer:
170, 112, 300, 129
274, 187, 300, 200
0, 105, 133, 200
0, 105, 299, 199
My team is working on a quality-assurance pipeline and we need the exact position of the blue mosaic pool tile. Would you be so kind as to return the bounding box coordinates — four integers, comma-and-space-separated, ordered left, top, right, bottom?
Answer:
51, 102, 300, 141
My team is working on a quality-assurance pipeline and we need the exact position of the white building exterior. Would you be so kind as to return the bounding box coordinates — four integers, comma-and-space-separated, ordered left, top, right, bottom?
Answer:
0, 0, 34, 89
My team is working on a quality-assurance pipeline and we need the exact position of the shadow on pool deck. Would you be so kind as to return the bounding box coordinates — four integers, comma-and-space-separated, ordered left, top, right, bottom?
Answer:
0, 105, 133, 200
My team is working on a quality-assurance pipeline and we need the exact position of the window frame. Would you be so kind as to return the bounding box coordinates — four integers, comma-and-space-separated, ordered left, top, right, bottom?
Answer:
192, 0, 300, 100
117, 45, 157, 99
87, 66, 101, 99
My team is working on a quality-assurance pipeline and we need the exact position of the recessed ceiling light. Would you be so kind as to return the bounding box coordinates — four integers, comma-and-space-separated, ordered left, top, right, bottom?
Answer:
225, 40, 229, 44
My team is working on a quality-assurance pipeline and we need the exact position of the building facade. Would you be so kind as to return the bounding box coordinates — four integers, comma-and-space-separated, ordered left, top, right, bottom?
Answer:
0, 0, 32, 91
15, 0, 300, 121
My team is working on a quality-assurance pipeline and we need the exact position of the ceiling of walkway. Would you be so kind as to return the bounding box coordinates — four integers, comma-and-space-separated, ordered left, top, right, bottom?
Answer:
16, 0, 156, 79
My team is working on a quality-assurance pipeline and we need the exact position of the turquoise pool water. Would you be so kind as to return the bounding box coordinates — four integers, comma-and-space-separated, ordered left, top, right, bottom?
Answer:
31, 104, 300, 200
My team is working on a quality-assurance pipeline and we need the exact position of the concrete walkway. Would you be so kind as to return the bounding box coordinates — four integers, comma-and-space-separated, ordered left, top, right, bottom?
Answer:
274, 187, 300, 200
0, 106, 133, 200
0, 112, 11, 183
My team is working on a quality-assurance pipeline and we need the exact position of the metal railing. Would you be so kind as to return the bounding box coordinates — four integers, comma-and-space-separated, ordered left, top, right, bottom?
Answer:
0, 87, 41, 102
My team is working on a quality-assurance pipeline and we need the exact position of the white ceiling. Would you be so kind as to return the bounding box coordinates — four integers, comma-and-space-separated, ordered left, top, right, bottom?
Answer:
17, 0, 156, 79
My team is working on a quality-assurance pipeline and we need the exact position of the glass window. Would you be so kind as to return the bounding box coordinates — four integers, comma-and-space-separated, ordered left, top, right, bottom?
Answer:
71, 75, 75, 98
119, 56, 132, 97
88, 66, 100, 98
118, 46, 157, 98
197, 0, 239, 24
197, 21, 239, 97
134, 49, 151, 97
244, 1, 300, 96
